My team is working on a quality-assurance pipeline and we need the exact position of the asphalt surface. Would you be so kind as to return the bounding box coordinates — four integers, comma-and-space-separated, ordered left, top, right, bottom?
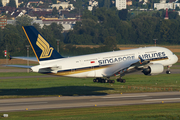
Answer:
0, 92, 180, 112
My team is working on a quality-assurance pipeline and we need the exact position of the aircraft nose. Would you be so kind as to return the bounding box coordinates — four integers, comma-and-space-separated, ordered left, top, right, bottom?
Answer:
173, 54, 178, 64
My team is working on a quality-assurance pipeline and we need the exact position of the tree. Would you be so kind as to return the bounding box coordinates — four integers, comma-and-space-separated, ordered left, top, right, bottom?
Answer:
15, 15, 32, 26
104, 36, 118, 50
52, 0, 57, 4
32, 23, 41, 31
118, 9, 128, 20
175, 6, 179, 10
0, 0, 3, 7
52, 7, 58, 16
50, 22, 64, 40
103, 0, 111, 8
8, 0, 16, 8
168, 11, 178, 19
59, 6, 63, 10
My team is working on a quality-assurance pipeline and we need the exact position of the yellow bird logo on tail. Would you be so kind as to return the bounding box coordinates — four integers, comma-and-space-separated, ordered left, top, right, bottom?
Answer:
36, 34, 54, 59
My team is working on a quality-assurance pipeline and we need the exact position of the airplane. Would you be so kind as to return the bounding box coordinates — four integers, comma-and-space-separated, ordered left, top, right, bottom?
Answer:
6, 26, 178, 83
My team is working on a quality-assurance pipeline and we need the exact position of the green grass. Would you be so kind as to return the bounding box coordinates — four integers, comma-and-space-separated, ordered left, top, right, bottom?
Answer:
0, 72, 43, 77
174, 52, 180, 55
0, 73, 180, 98
1, 103, 180, 119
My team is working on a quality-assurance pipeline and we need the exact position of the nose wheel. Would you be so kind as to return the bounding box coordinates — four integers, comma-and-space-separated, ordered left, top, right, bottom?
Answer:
166, 70, 171, 74
166, 66, 171, 74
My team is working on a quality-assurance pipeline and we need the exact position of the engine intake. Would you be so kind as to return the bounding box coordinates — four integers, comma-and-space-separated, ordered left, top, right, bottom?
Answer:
142, 64, 164, 75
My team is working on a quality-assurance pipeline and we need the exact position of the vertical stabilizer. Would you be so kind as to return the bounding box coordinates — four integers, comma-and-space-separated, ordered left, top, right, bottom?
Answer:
22, 26, 63, 62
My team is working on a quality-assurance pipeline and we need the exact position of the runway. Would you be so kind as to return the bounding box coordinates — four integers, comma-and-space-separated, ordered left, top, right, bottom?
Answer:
0, 91, 180, 112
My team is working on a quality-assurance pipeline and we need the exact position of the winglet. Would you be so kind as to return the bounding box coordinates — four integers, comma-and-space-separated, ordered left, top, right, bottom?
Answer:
22, 26, 63, 62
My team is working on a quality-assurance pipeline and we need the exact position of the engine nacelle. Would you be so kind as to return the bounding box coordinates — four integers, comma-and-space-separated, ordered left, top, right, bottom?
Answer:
142, 64, 164, 75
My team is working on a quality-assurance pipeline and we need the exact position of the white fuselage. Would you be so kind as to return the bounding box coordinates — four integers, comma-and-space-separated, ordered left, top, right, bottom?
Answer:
31, 47, 178, 78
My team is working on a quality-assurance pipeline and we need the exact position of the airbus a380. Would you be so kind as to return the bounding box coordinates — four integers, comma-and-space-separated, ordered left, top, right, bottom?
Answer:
7, 26, 178, 83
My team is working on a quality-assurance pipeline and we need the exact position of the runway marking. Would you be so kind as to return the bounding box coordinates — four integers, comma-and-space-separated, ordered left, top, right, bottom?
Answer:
0, 102, 48, 106
144, 98, 180, 101
102, 95, 148, 99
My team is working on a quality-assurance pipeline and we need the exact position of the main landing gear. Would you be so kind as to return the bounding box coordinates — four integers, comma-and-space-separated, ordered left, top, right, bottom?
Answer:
93, 77, 126, 83
93, 78, 115, 83
116, 78, 126, 83
166, 66, 171, 74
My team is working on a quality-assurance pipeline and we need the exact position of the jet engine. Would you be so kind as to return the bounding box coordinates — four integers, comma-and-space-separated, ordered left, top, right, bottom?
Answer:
142, 64, 164, 75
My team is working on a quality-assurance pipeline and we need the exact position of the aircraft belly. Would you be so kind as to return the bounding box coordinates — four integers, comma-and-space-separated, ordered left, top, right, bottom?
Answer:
61, 69, 106, 78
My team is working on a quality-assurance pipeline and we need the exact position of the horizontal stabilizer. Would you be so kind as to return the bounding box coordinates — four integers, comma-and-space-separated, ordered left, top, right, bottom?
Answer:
4, 65, 32, 69
12, 57, 38, 62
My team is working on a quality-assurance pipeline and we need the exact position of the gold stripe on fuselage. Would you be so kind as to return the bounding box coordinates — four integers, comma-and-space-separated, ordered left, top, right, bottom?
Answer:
48, 65, 110, 76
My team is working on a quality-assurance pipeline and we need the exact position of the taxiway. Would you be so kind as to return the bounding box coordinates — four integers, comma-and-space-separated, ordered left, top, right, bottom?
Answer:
0, 91, 180, 112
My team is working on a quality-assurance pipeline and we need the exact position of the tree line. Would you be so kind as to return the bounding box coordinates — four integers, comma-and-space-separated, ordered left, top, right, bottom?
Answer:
1, 8, 180, 58
0, 15, 118, 58
0, 15, 65, 58
64, 7, 180, 45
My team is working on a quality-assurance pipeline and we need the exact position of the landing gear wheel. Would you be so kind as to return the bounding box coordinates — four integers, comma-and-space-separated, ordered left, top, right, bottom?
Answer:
102, 80, 105, 83
166, 70, 171, 74
122, 79, 126, 83
116, 78, 126, 83
111, 80, 115, 83
93, 79, 96, 82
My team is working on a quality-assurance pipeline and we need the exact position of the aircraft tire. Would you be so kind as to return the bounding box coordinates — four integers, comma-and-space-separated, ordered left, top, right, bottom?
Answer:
119, 79, 123, 83
93, 79, 96, 82
105, 79, 108, 83
122, 80, 126, 83
102, 80, 105, 83
166, 70, 171, 74
112, 80, 115, 83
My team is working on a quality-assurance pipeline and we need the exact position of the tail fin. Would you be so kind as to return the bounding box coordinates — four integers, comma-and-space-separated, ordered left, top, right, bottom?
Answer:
22, 26, 63, 62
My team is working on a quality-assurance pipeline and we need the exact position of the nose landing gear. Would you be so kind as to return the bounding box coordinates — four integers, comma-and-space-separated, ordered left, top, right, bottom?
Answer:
166, 66, 171, 74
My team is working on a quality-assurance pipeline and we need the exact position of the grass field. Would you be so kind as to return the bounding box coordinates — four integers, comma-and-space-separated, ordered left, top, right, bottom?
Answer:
0, 73, 180, 99
1, 103, 180, 119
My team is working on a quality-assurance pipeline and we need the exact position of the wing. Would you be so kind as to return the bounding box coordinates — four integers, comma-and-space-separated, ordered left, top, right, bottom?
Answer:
104, 58, 150, 77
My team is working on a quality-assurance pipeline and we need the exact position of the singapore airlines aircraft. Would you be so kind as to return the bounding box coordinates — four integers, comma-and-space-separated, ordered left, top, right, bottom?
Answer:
7, 26, 178, 83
